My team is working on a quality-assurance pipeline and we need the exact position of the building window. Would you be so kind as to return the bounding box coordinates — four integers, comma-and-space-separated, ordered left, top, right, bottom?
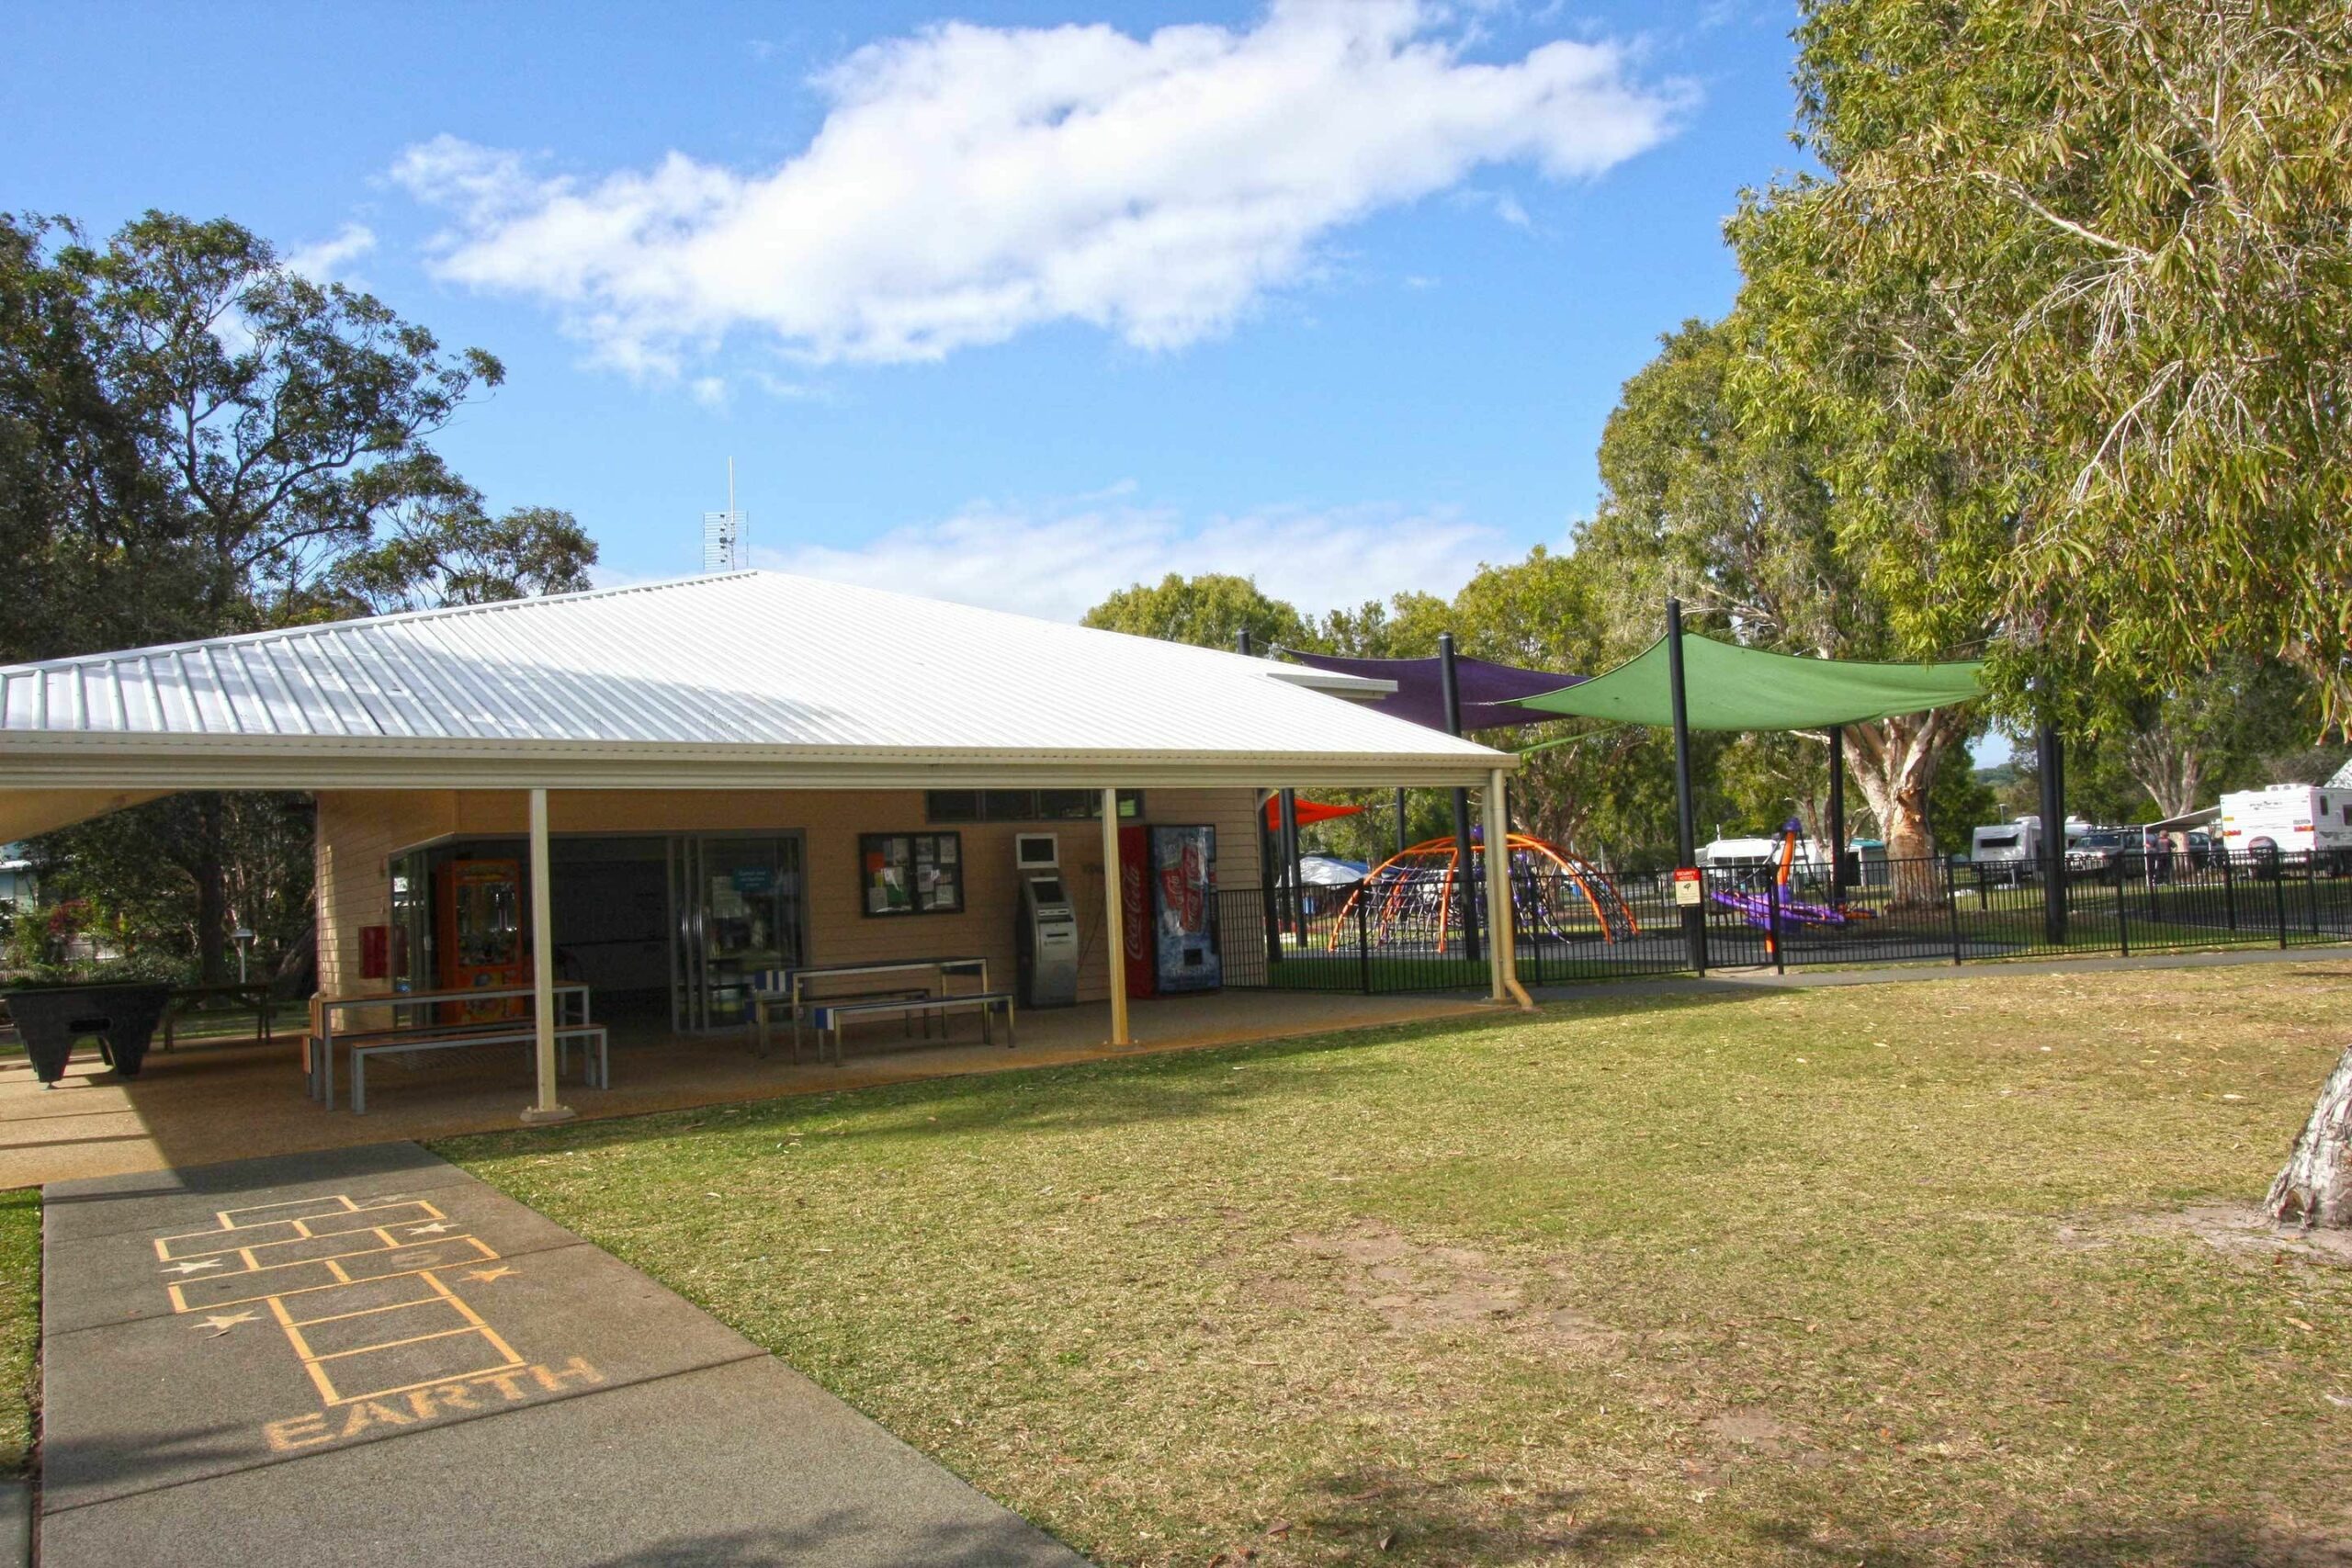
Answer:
927, 790, 1143, 823
859, 833, 964, 916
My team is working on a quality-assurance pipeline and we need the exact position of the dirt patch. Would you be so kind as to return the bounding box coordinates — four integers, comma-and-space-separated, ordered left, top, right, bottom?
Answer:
2062, 1204, 2352, 1267
1702, 1407, 1797, 1450
1287, 1223, 1621, 1349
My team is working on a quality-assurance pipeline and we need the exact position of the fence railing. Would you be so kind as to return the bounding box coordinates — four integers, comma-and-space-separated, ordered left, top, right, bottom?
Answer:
1216, 847, 2352, 995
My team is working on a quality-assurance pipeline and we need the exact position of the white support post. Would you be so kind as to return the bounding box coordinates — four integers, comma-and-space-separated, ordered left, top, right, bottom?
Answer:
520, 787, 574, 1124
1485, 769, 1532, 1010
1101, 789, 1131, 1046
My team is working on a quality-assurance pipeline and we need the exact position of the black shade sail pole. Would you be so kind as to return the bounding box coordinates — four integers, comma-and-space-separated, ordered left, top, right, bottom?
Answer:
2036, 720, 2067, 943
1440, 631, 1483, 964
1828, 726, 1848, 906
1279, 788, 1303, 935
1666, 599, 1706, 972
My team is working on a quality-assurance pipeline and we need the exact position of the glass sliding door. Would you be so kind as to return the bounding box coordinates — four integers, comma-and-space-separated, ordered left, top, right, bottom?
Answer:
671, 835, 805, 1032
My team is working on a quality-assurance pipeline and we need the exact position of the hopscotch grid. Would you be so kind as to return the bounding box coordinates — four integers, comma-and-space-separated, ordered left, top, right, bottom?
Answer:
156, 1193, 525, 1406
283, 1290, 446, 1329
153, 1197, 441, 1261
163, 1236, 497, 1313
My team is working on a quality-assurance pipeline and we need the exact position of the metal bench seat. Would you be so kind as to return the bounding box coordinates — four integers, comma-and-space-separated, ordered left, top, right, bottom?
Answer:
807, 992, 1014, 1066
348, 1022, 609, 1113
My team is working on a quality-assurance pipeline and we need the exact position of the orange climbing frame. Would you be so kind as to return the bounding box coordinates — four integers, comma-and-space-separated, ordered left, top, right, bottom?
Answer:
1329, 833, 1641, 953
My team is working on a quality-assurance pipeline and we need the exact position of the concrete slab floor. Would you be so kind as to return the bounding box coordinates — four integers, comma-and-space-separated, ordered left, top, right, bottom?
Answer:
0, 989, 1493, 1189
40, 1145, 1089, 1568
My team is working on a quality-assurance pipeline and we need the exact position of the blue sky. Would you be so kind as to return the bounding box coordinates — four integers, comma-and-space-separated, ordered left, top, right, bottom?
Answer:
6, 0, 1806, 623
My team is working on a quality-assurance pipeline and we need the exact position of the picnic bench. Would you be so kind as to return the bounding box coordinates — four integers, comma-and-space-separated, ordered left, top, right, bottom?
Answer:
305, 983, 600, 1111
163, 980, 282, 1051
350, 1018, 608, 1113
806, 990, 1015, 1066
751, 958, 999, 1065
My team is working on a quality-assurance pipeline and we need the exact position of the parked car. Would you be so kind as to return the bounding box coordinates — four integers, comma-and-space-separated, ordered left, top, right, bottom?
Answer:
2066, 830, 2132, 877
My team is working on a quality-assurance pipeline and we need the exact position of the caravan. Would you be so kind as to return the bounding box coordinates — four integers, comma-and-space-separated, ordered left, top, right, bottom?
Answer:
2220, 784, 2352, 870
1969, 819, 2041, 881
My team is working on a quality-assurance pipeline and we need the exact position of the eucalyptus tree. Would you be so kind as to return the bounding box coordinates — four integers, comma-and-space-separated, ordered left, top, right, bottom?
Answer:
2, 209, 594, 981
1080, 571, 1309, 652
1742, 0, 2352, 723
1583, 315, 1991, 896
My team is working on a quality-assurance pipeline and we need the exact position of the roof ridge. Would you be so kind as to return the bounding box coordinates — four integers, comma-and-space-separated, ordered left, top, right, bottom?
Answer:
0, 572, 754, 675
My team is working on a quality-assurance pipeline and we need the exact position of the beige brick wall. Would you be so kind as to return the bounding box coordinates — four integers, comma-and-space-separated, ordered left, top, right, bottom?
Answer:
312, 791, 458, 996
313, 785, 1263, 1005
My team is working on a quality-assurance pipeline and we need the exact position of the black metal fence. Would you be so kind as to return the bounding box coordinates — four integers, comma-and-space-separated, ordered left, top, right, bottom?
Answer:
1216, 848, 2352, 994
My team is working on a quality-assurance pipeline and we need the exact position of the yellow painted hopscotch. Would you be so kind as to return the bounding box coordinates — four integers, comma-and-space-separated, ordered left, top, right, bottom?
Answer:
153, 1192, 526, 1407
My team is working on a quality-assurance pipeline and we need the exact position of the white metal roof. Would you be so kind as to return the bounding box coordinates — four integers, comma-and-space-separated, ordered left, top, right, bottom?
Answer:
0, 571, 1507, 795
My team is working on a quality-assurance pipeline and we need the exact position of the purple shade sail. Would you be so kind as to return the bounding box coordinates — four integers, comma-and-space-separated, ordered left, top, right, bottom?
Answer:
1279, 650, 1584, 732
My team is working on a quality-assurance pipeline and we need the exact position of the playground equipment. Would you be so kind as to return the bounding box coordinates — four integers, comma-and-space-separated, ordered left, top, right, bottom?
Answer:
1329, 833, 1639, 953
1710, 818, 1877, 952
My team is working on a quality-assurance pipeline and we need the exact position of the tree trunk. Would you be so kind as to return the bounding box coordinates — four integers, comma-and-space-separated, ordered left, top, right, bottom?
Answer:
2267, 1043, 2352, 1226
1847, 709, 1963, 909
192, 795, 227, 985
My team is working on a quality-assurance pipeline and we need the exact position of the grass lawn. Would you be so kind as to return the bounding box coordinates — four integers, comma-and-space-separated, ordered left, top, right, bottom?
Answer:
0, 1189, 36, 1479
446, 960, 2352, 1567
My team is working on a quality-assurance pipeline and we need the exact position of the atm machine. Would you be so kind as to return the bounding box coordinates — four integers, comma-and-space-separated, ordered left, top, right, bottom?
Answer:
1013, 833, 1080, 1008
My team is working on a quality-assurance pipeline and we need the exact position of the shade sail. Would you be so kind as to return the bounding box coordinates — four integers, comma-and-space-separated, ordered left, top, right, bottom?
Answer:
1278, 650, 1584, 730
1520, 635, 1984, 731
1262, 798, 1364, 831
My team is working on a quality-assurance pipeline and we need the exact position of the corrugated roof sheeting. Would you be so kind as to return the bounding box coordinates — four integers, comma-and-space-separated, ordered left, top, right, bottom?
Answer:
0, 573, 1503, 778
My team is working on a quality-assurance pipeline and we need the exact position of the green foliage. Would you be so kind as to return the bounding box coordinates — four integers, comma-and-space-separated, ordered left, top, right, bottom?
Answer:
2, 209, 595, 977
1927, 752, 2000, 852
1080, 571, 1307, 651
1747, 0, 2352, 724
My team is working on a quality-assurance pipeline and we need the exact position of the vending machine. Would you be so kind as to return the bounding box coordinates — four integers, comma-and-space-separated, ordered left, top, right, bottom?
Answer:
1115, 825, 1157, 1000
435, 858, 527, 1020
1149, 825, 1221, 993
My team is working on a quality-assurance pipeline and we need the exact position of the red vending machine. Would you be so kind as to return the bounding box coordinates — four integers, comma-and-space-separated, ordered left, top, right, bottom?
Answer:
1149, 825, 1221, 993
1115, 826, 1158, 1000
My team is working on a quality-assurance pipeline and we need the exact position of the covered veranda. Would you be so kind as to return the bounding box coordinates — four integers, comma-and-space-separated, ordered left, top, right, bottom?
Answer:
0, 986, 1495, 1186
0, 573, 1529, 1165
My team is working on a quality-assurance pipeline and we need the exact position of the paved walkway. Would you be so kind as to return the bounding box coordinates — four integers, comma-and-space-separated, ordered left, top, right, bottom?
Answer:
39, 1143, 1090, 1567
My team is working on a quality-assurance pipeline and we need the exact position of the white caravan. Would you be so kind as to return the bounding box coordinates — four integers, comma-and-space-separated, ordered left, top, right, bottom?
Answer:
1970, 819, 2041, 877
2219, 784, 2352, 863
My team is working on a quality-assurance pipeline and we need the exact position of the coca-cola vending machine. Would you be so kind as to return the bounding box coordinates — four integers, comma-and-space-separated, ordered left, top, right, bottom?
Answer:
1149, 825, 1220, 993
1115, 825, 1158, 1001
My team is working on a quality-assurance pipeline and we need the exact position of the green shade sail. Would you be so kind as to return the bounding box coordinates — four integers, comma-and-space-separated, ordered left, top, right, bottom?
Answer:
1521, 634, 1985, 732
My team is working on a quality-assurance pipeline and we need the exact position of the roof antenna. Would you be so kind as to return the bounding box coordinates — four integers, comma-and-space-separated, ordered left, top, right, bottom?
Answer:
701, 457, 747, 573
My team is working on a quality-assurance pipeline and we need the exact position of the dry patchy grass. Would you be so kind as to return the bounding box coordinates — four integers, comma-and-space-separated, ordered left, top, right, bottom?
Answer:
447, 961, 2352, 1566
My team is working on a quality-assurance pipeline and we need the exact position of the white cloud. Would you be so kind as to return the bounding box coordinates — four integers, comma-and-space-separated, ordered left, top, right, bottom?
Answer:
283, 222, 378, 284
392, 1, 1687, 372
753, 491, 1501, 623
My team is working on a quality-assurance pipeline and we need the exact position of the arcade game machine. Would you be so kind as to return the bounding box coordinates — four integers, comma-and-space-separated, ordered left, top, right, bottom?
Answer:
436, 858, 527, 1021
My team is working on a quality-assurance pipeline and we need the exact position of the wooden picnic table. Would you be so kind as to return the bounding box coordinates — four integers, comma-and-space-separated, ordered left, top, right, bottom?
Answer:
754, 957, 989, 1061
306, 983, 591, 1110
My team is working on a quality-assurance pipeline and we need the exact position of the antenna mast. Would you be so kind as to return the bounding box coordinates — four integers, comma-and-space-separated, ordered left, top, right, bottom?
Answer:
701, 457, 747, 573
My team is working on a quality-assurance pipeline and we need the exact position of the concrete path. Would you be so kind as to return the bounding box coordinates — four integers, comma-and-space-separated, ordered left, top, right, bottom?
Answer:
39, 1143, 1090, 1567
